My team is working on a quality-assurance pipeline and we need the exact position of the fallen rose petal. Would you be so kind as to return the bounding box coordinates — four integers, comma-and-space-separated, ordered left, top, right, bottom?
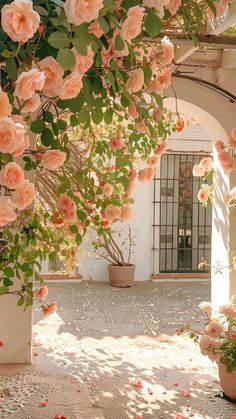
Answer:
40, 400, 49, 407
189, 414, 195, 418
148, 388, 153, 395
134, 379, 143, 389
183, 390, 191, 397
174, 383, 179, 386
54, 416, 67, 419
136, 416, 142, 419
0, 340, 4, 347
213, 379, 220, 384
174, 415, 183, 419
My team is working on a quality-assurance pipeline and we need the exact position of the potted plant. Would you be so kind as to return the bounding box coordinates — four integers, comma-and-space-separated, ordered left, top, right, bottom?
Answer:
93, 225, 136, 287
184, 297, 236, 401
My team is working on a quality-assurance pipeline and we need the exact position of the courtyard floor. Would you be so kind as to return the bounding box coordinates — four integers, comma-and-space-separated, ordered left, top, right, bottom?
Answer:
0, 281, 236, 419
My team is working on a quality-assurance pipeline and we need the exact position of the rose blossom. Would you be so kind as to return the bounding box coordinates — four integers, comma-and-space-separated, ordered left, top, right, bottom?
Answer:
199, 335, 219, 360
110, 136, 124, 151
104, 204, 121, 221
0, 196, 17, 227
64, 0, 103, 25
135, 120, 149, 134
89, 20, 104, 38
146, 167, 155, 181
15, 69, 45, 101
143, 0, 169, 17
229, 128, 236, 148
64, 206, 77, 222
103, 183, 113, 197
39, 56, 64, 98
125, 181, 136, 198
37, 285, 49, 300
0, 162, 24, 190
215, 140, 225, 152
161, 36, 174, 66
219, 304, 236, 318
129, 169, 137, 182
43, 302, 57, 315
218, 150, 233, 172
150, 68, 172, 94
153, 108, 163, 122
198, 184, 210, 204
103, 219, 111, 229
0, 88, 12, 117
21, 93, 41, 113
72, 47, 94, 76
148, 155, 160, 167
199, 157, 213, 172
12, 135, 30, 157
192, 164, 206, 177
120, 6, 145, 44
59, 73, 83, 100
199, 301, 212, 315
0, 117, 26, 154
120, 206, 132, 220
58, 194, 75, 211
154, 141, 168, 156
1, 0, 40, 43
205, 322, 223, 339
41, 150, 67, 170
12, 180, 36, 210
128, 104, 139, 119
126, 69, 144, 94
167, 0, 181, 15
175, 115, 187, 133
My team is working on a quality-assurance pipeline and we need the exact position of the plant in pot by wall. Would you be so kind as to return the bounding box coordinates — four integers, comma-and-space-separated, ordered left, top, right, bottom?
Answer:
93, 225, 136, 287
182, 297, 236, 402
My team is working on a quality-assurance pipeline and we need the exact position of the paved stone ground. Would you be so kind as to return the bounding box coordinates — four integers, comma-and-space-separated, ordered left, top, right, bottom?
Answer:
0, 281, 236, 419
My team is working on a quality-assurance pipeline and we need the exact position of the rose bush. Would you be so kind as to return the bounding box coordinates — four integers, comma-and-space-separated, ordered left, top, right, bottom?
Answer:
0, 0, 227, 309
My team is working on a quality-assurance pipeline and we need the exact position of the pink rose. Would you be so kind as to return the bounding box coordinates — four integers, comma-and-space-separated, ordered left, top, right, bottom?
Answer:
59, 73, 83, 100
199, 157, 213, 172
120, 206, 132, 220
103, 183, 113, 197
143, 0, 169, 17
72, 47, 94, 77
12, 180, 36, 209
146, 167, 155, 181
36, 285, 49, 300
0, 88, 12, 117
58, 194, 75, 211
153, 108, 164, 122
125, 181, 136, 198
129, 169, 137, 182
192, 164, 206, 177
104, 204, 121, 222
128, 104, 139, 119
218, 150, 233, 172
1, 0, 40, 43
135, 120, 149, 134
175, 115, 187, 133
229, 128, 236, 148
64, 0, 103, 25
205, 322, 223, 339
43, 302, 57, 315
0, 196, 17, 227
161, 36, 174, 66
15, 69, 45, 101
167, 0, 181, 15
110, 136, 124, 151
64, 207, 77, 222
21, 93, 41, 113
215, 140, 225, 152
198, 184, 210, 204
41, 150, 67, 170
150, 67, 172, 94
126, 69, 144, 94
38, 57, 64, 98
154, 141, 168, 156
0, 162, 24, 190
0, 117, 26, 154
148, 155, 160, 167
120, 6, 145, 44
12, 135, 30, 157
89, 20, 104, 38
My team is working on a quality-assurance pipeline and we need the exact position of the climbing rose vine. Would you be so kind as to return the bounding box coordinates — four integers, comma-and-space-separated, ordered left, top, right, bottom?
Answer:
0, 0, 225, 307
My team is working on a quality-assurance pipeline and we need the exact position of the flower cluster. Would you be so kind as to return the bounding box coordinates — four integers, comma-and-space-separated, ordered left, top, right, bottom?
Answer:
192, 157, 214, 206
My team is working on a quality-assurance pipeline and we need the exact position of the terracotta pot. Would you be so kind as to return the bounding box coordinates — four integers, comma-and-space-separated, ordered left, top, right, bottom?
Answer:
218, 363, 236, 401
108, 264, 135, 287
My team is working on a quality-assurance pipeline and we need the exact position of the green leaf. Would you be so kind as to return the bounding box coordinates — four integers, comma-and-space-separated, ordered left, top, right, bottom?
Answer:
70, 225, 78, 234
3, 277, 13, 287
76, 233, 82, 246
104, 108, 113, 125
57, 48, 75, 71
143, 64, 152, 84
4, 267, 15, 277
34, 5, 48, 16
91, 108, 103, 124
31, 120, 46, 134
77, 210, 86, 221
58, 119, 67, 130
70, 115, 78, 127
145, 11, 162, 38
6, 57, 18, 81
78, 109, 90, 123
43, 111, 53, 123
17, 297, 24, 306
73, 37, 90, 56
48, 32, 70, 49
98, 16, 110, 34
115, 35, 124, 51
41, 128, 54, 147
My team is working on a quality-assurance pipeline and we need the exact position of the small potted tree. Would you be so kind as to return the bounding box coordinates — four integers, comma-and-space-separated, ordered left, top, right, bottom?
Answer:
93, 225, 136, 287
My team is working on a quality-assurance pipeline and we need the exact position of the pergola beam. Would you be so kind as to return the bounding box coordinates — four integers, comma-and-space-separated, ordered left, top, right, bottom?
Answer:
174, 0, 236, 64
146, 33, 236, 49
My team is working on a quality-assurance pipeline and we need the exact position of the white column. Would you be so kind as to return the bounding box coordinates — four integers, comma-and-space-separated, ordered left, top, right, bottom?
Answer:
211, 146, 236, 308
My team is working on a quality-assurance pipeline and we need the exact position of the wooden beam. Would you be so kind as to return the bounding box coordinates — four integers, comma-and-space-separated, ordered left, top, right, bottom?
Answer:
145, 33, 236, 49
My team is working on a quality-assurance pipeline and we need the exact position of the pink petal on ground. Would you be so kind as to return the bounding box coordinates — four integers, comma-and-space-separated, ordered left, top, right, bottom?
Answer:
136, 416, 142, 419
134, 379, 143, 389
148, 388, 153, 395
183, 390, 191, 397
0, 340, 4, 347
174, 383, 179, 387
40, 400, 49, 407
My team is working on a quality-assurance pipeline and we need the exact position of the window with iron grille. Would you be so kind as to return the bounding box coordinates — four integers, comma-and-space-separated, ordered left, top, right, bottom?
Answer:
153, 153, 212, 273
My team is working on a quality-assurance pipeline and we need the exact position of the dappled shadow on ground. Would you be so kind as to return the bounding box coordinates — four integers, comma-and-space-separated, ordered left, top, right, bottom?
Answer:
32, 281, 236, 418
